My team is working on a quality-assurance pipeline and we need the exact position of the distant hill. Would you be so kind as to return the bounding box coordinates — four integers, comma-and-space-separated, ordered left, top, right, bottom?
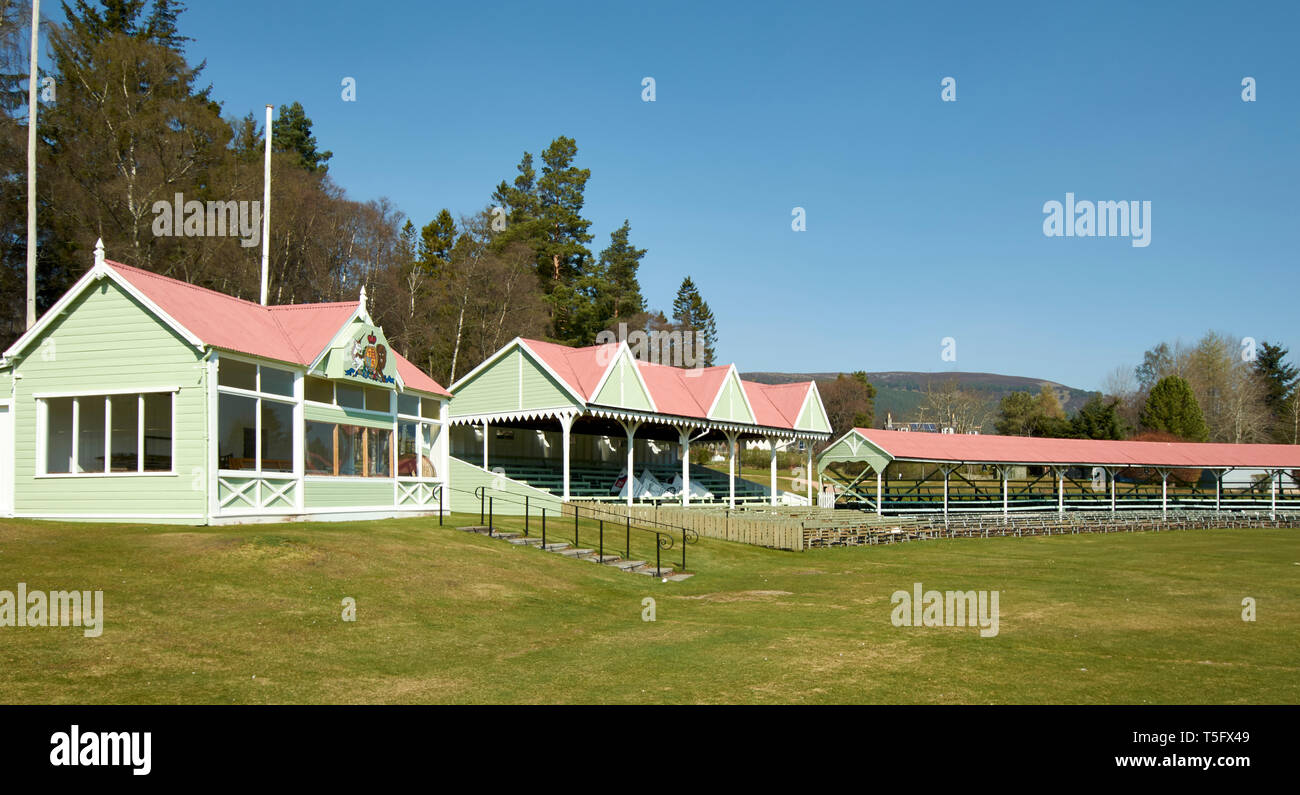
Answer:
741, 370, 1098, 429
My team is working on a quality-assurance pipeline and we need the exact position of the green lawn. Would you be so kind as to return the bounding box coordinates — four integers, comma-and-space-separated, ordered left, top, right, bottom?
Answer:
1, 514, 1296, 704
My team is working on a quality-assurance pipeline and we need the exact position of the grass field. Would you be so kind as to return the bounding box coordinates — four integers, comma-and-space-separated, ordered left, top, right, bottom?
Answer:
1, 514, 1297, 704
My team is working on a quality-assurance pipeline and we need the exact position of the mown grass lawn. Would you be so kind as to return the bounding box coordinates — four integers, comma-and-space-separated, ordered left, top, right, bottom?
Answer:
0, 515, 1296, 704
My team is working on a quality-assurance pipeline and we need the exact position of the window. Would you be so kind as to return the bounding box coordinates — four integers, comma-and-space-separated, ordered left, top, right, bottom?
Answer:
335, 383, 364, 410
302, 421, 393, 478
365, 387, 389, 413
41, 392, 174, 475
216, 357, 298, 474
396, 420, 439, 478
218, 394, 257, 471
421, 398, 439, 419
397, 394, 420, 417
305, 377, 333, 404
217, 359, 257, 391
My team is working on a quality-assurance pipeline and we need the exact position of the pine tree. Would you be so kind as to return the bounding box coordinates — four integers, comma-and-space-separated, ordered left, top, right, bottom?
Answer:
1253, 341, 1298, 441
1140, 375, 1209, 442
418, 209, 456, 274
672, 276, 718, 366
272, 101, 332, 173
1070, 394, 1126, 440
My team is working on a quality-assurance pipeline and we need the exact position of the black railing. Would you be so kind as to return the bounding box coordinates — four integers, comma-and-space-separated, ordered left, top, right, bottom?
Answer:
451, 485, 695, 573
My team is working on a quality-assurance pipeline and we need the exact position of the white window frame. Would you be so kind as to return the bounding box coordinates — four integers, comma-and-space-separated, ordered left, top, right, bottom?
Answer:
35, 388, 178, 477
215, 356, 300, 477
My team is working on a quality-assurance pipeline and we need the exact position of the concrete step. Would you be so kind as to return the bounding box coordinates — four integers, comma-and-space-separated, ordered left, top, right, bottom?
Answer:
664, 573, 695, 582
610, 560, 646, 571
507, 537, 543, 546
458, 526, 491, 534
557, 548, 595, 557
582, 554, 621, 564
635, 567, 675, 577
493, 532, 521, 540
541, 543, 571, 552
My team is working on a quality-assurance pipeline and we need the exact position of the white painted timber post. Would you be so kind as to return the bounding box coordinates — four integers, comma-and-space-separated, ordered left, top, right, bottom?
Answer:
678, 425, 691, 507
1215, 469, 1222, 514
1109, 467, 1116, 515
623, 420, 641, 507
943, 466, 950, 521
727, 431, 740, 509
769, 436, 778, 506
559, 413, 572, 502
482, 420, 489, 470
1056, 467, 1064, 516
1161, 469, 1169, 520
1271, 470, 1278, 520
876, 468, 883, 516
1002, 466, 1009, 519
804, 443, 813, 505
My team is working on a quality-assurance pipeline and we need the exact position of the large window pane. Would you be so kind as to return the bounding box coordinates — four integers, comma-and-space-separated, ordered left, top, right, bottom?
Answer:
397, 421, 418, 475
260, 400, 295, 473
45, 397, 74, 474
218, 358, 257, 391
77, 396, 106, 473
143, 393, 173, 471
337, 425, 363, 476
305, 377, 333, 404
397, 394, 420, 417
218, 394, 257, 470
109, 395, 139, 472
421, 398, 439, 419
305, 422, 334, 475
420, 423, 438, 478
368, 429, 391, 477
336, 383, 364, 410
260, 367, 295, 397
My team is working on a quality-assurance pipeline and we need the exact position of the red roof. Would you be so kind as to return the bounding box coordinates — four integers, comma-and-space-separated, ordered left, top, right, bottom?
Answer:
519, 338, 819, 431
853, 428, 1300, 469
107, 260, 450, 396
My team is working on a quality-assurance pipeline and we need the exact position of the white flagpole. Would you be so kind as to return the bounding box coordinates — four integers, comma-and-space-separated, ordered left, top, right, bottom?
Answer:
25, 0, 40, 329
260, 103, 272, 305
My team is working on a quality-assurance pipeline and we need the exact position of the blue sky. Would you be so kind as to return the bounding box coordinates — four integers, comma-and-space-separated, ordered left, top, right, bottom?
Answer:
72, 0, 1300, 390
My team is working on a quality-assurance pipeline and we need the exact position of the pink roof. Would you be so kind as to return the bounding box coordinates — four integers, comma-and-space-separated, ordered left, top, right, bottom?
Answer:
106, 260, 449, 396
853, 428, 1300, 469
520, 338, 820, 431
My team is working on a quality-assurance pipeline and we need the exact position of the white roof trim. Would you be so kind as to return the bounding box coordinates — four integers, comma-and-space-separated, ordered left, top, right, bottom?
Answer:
4, 261, 205, 361
796, 381, 831, 432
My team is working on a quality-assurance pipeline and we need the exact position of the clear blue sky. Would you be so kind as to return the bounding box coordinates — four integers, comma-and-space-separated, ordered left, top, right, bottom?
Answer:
79, 0, 1300, 390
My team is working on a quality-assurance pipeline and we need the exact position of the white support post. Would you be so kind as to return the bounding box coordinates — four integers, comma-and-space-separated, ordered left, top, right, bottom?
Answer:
623, 420, 641, 507
942, 466, 950, 521
727, 431, 740, 509
1271, 470, 1278, 521
1109, 468, 1116, 515
804, 443, 812, 506
1002, 466, 1009, 519
678, 426, 691, 507
876, 468, 883, 516
482, 420, 489, 470
1056, 467, 1064, 516
559, 413, 573, 502
1215, 469, 1222, 514
769, 436, 778, 506
1161, 469, 1169, 520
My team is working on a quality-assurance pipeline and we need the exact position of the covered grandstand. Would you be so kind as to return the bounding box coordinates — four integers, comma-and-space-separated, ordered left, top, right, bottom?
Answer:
447, 337, 832, 509
818, 428, 1300, 519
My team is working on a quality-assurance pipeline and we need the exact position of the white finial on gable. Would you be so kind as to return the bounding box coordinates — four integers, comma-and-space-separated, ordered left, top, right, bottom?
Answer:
359, 285, 367, 311
94, 238, 105, 268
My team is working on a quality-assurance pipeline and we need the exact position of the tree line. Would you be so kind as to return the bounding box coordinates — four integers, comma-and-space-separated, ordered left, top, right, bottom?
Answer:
0, 0, 721, 387
992, 331, 1299, 445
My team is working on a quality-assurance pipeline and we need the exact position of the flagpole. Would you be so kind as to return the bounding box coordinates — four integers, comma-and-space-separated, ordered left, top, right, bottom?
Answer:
25, 0, 40, 329
260, 103, 272, 305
